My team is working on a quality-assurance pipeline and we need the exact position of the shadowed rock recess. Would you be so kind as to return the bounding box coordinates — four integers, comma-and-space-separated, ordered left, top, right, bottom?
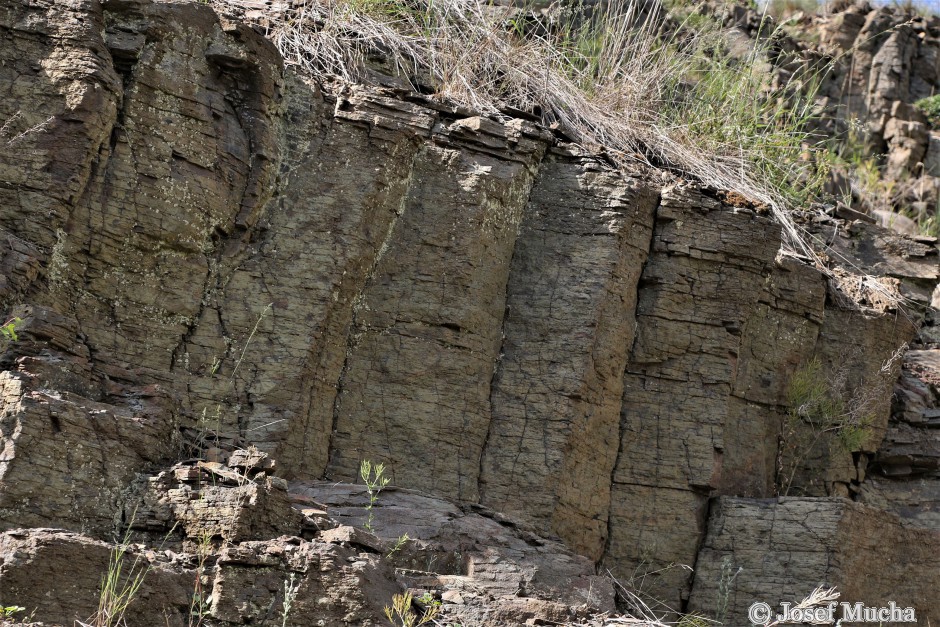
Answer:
0, 0, 939, 625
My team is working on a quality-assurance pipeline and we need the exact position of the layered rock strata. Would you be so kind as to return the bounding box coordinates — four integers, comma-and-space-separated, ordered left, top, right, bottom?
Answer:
0, 0, 938, 625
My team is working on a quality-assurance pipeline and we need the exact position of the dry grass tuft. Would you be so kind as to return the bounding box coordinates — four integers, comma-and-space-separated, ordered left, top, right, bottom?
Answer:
210, 0, 913, 310
217, 0, 829, 249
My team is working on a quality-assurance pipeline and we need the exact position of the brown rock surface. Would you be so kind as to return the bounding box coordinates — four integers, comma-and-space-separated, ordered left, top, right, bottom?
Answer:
479, 151, 658, 561
291, 481, 617, 625
130, 460, 305, 546
0, 528, 193, 626
0, 308, 178, 535
689, 497, 940, 626
604, 185, 783, 612
325, 116, 548, 502
0, 0, 939, 624
602, 186, 925, 612
860, 348, 940, 529
209, 537, 400, 626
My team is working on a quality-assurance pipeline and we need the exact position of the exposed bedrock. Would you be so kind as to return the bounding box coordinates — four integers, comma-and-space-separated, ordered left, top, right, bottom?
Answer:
0, 0, 939, 624
690, 497, 940, 627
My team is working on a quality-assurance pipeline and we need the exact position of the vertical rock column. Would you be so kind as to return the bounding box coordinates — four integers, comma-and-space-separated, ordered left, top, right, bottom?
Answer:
0, 0, 120, 255
722, 257, 827, 497
179, 83, 437, 474
861, 348, 940, 528
479, 151, 658, 560
51, 1, 283, 375
604, 186, 781, 611
327, 117, 548, 502
0, 0, 283, 535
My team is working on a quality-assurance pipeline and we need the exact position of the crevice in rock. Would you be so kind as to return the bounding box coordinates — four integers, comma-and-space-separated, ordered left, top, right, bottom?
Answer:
600, 187, 662, 571
323, 141, 424, 476
476, 147, 551, 505
681, 491, 716, 616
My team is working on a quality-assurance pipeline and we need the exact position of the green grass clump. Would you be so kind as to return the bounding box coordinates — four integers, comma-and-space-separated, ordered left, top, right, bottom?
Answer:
0, 606, 25, 620
384, 591, 440, 627
915, 94, 940, 128
766, 0, 819, 20
0, 317, 22, 347
786, 357, 843, 427
80, 542, 149, 627
778, 357, 879, 495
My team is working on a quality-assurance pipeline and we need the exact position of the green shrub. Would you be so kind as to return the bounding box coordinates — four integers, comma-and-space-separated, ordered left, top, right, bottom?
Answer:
778, 357, 878, 495
915, 94, 940, 128
766, 0, 819, 20
0, 606, 25, 620
384, 591, 440, 627
0, 317, 22, 346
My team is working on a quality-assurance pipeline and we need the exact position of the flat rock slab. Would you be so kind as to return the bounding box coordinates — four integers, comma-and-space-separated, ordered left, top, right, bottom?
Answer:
290, 481, 617, 623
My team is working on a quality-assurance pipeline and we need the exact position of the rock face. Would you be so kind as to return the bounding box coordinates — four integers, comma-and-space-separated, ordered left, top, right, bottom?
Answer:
0, 0, 939, 625
479, 156, 658, 560
689, 498, 940, 624
778, 0, 940, 230
859, 347, 940, 528
292, 482, 618, 625
0, 529, 193, 625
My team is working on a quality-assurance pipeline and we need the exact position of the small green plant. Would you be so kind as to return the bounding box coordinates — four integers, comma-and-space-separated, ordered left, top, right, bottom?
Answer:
281, 574, 300, 627
85, 538, 150, 627
188, 532, 213, 627
714, 555, 742, 624
0, 317, 22, 344
0, 606, 24, 619
778, 357, 879, 495
360, 459, 390, 532
384, 591, 440, 627
915, 94, 940, 128
386, 533, 410, 559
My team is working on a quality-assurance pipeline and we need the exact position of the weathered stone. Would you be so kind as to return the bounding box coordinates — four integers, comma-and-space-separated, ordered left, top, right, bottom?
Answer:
603, 185, 781, 609
923, 132, 940, 176
859, 349, 940, 529
211, 537, 399, 626
479, 154, 658, 560
689, 497, 940, 626
291, 481, 617, 624
325, 118, 547, 502
0, 363, 177, 535
885, 112, 928, 178
130, 462, 304, 546
874, 209, 920, 235
723, 257, 827, 497
0, 0, 939, 624
196, 80, 436, 477
0, 0, 121, 251
0, 529, 192, 627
